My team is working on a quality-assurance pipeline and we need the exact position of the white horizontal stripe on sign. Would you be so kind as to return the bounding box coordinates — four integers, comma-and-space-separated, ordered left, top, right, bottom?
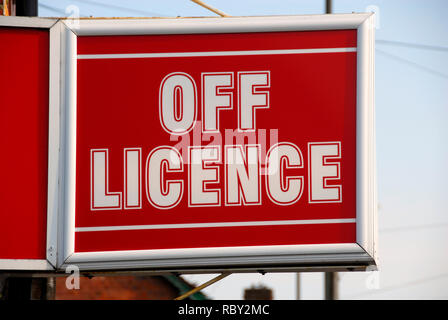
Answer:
75, 218, 356, 232
77, 47, 357, 60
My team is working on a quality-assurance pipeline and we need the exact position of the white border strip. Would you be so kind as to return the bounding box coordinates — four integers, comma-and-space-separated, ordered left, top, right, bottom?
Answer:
356, 14, 376, 259
46, 21, 63, 269
75, 218, 356, 232
77, 47, 356, 60
72, 14, 371, 36
0, 16, 57, 28
68, 243, 364, 264
61, 26, 78, 265
0, 259, 53, 271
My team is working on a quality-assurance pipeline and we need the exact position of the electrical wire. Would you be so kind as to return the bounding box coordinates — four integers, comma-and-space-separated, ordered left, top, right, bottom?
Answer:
377, 39, 448, 52
70, 0, 168, 17
380, 222, 448, 234
38, 3, 67, 16
39, 2, 89, 17
376, 48, 448, 79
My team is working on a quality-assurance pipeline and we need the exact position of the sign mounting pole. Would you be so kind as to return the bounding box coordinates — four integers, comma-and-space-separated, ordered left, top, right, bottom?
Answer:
190, 0, 229, 17
174, 273, 231, 300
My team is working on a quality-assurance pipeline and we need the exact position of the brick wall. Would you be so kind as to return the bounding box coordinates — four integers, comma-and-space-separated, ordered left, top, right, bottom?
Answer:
55, 276, 179, 300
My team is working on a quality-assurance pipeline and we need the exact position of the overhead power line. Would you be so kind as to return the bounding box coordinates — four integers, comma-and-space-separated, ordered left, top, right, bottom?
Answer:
376, 48, 448, 79
69, 0, 168, 17
348, 272, 448, 298
380, 222, 448, 234
38, 3, 67, 16
377, 39, 448, 52
39, 3, 88, 17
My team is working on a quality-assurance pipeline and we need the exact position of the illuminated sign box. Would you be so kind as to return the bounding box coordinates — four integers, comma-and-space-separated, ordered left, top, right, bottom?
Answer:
0, 14, 377, 272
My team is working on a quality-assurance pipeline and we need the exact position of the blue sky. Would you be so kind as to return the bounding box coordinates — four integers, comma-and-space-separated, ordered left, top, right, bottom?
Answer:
39, 0, 448, 299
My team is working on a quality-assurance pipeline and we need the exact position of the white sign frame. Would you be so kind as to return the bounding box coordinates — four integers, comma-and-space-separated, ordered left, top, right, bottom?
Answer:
0, 16, 57, 271
44, 14, 377, 272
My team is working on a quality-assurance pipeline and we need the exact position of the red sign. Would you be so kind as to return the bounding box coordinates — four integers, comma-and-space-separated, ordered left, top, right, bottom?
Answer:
1, 14, 377, 272
74, 30, 357, 253
0, 27, 49, 266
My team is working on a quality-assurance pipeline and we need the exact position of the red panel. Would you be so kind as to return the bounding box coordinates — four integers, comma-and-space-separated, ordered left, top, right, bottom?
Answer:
0, 28, 49, 259
75, 30, 357, 252
77, 30, 357, 54
76, 223, 356, 252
